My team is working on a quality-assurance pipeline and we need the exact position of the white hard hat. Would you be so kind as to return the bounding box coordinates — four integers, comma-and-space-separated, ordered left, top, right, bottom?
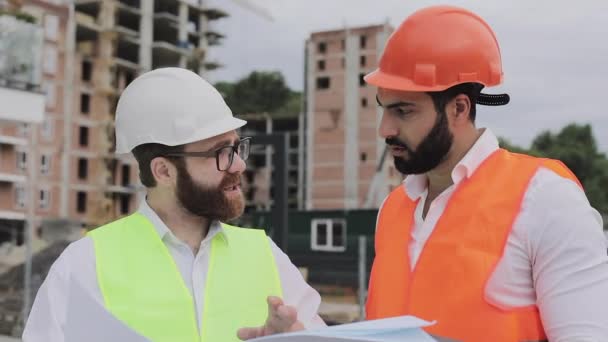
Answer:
114, 67, 246, 154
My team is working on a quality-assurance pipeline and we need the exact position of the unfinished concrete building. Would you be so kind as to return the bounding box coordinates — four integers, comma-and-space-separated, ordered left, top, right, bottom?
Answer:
0, 0, 229, 334
304, 24, 404, 210
239, 113, 302, 211
0, 0, 229, 234
71, 0, 227, 227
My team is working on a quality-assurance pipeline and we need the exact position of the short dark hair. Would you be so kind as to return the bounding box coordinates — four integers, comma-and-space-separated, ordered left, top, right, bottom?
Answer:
427, 82, 484, 122
132, 143, 186, 187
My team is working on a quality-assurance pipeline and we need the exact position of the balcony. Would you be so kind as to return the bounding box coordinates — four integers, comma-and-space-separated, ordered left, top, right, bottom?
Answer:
0, 173, 26, 184
114, 25, 139, 40
75, 12, 100, 42
0, 135, 26, 147
152, 42, 188, 69
116, 2, 141, 38
116, 0, 141, 15
0, 210, 26, 220
75, 0, 102, 18
154, 11, 179, 24
152, 11, 188, 68
116, 35, 140, 65
0, 85, 45, 124
202, 7, 229, 21
154, 0, 179, 19
104, 184, 137, 194
113, 57, 139, 72
74, 0, 102, 40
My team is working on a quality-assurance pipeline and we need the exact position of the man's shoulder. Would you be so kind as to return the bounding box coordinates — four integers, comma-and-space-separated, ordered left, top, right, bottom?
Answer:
527, 166, 586, 203
58, 236, 96, 265
88, 213, 146, 239
42, 235, 96, 283
518, 166, 601, 239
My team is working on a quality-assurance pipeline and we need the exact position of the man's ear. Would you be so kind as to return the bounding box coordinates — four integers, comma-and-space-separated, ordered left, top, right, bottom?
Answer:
150, 157, 177, 187
449, 94, 472, 123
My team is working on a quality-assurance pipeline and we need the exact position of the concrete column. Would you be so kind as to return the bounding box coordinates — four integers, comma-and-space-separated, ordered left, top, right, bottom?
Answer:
265, 114, 273, 211
297, 109, 305, 210
304, 39, 315, 210
23, 121, 39, 322
178, 2, 188, 67
375, 25, 391, 166
60, 2, 76, 217
100, 1, 117, 29
343, 31, 360, 209
371, 24, 393, 206
197, 13, 208, 75
139, 0, 154, 71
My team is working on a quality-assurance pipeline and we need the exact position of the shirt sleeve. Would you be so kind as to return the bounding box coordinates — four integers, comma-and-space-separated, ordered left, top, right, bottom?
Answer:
528, 169, 608, 341
22, 245, 72, 342
267, 237, 327, 329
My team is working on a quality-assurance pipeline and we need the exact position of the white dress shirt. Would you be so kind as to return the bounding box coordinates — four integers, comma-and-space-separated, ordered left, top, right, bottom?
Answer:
387, 128, 608, 341
23, 200, 326, 341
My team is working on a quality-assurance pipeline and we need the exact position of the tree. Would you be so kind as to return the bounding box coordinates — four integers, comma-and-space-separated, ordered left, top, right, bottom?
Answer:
216, 71, 295, 117
500, 124, 608, 213
497, 138, 530, 155
274, 90, 302, 118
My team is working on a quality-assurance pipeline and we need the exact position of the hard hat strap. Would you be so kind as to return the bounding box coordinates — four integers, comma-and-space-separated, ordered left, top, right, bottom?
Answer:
477, 93, 510, 106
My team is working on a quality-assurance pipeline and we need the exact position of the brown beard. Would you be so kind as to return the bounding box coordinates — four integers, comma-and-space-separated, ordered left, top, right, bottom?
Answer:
175, 164, 244, 222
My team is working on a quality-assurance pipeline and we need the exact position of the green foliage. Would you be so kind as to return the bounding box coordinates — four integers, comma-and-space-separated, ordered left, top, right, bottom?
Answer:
0, 10, 37, 24
500, 124, 608, 213
497, 137, 529, 155
216, 71, 300, 118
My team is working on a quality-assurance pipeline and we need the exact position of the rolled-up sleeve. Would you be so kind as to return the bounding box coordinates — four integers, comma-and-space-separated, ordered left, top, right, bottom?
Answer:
268, 238, 326, 329
529, 174, 608, 341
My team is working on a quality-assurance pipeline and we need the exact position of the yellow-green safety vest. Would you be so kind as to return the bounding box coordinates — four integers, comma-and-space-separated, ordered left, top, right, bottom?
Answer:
88, 213, 282, 342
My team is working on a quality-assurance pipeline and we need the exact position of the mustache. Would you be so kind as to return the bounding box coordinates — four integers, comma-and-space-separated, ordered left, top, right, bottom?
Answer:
385, 137, 410, 150
219, 173, 241, 188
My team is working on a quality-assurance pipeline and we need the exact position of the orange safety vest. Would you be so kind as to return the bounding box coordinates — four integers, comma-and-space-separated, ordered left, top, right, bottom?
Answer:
366, 149, 580, 342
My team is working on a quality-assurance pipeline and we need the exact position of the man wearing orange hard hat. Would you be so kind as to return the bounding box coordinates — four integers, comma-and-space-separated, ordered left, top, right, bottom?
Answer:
365, 5, 608, 342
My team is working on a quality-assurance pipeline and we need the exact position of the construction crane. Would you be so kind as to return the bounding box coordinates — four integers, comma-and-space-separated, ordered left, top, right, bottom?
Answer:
229, 0, 274, 21
189, 0, 273, 73
364, 146, 390, 208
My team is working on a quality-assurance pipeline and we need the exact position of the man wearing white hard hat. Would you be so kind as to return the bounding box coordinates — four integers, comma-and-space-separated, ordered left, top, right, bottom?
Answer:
24, 68, 325, 341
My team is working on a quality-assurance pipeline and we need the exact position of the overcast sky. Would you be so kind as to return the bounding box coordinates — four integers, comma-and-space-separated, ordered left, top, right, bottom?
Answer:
205, 0, 608, 152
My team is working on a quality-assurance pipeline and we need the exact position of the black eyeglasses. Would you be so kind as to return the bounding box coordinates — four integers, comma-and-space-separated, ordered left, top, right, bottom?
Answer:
164, 137, 251, 171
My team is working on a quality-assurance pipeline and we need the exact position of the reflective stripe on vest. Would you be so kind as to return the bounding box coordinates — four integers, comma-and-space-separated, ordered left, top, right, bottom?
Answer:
367, 149, 580, 342
89, 213, 282, 342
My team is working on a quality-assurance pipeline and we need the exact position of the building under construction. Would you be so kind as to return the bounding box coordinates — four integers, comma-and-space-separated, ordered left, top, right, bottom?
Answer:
0, 0, 229, 248
303, 24, 404, 211
71, 0, 227, 227
0, 0, 229, 334
239, 113, 302, 212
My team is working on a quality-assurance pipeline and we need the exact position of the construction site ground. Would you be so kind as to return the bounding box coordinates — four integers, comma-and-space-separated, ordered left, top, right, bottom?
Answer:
314, 284, 364, 325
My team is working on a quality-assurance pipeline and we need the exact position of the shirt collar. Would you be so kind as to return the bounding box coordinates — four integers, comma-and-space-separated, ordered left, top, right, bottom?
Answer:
403, 128, 500, 200
137, 199, 229, 245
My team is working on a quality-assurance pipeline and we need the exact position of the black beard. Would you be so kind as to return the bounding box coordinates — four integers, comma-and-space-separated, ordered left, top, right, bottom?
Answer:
387, 110, 453, 175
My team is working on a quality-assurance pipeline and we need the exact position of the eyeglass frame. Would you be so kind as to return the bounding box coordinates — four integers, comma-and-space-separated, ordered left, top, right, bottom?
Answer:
162, 137, 251, 171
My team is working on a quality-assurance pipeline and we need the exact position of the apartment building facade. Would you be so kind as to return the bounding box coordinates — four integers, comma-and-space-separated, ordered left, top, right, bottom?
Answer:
0, 0, 228, 244
0, 0, 60, 245
304, 24, 403, 210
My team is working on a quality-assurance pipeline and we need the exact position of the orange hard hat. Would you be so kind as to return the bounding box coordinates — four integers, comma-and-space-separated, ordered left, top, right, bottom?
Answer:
366, 5, 504, 94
